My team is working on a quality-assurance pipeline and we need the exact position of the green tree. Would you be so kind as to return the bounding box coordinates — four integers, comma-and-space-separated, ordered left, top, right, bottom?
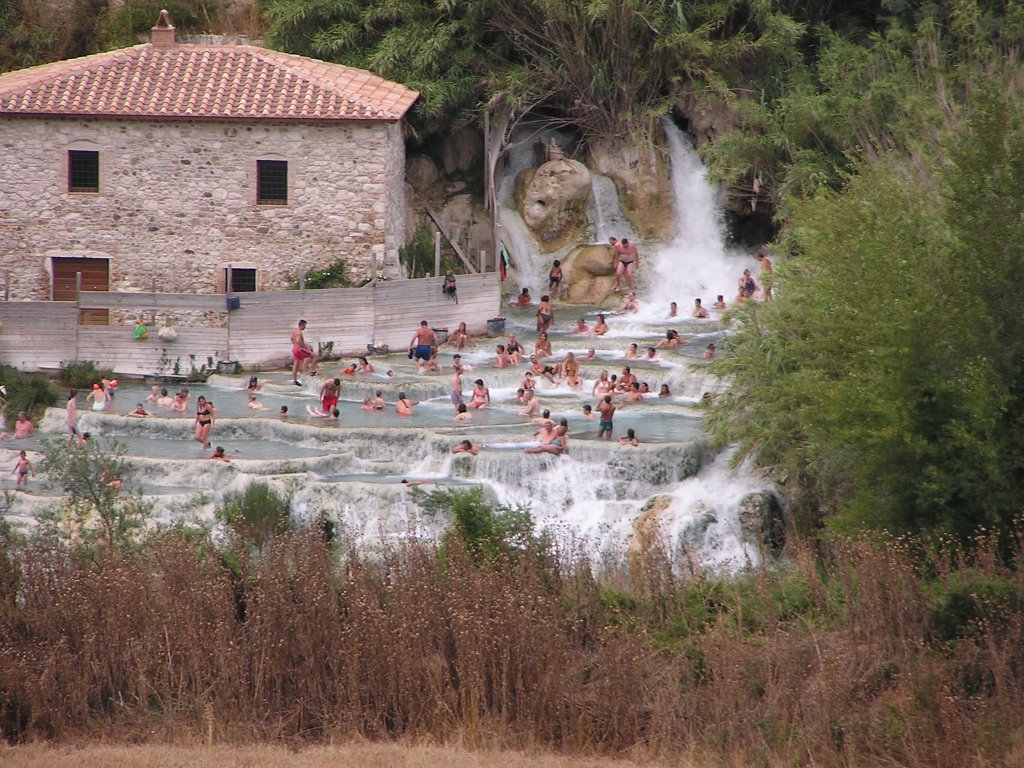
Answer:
263, 0, 507, 138
217, 480, 291, 555
412, 486, 539, 564
708, 85, 1024, 542
0, 364, 59, 424
41, 437, 150, 557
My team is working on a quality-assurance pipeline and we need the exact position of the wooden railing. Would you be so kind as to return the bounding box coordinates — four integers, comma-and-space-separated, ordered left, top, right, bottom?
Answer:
0, 273, 502, 375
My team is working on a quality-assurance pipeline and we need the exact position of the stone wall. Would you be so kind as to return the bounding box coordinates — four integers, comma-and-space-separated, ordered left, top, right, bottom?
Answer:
0, 116, 407, 300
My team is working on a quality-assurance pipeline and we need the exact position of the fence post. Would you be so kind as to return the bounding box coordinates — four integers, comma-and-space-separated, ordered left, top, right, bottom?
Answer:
370, 252, 377, 283
434, 230, 441, 277
480, 249, 486, 273
151, 277, 158, 326
75, 271, 82, 361
299, 269, 306, 292
225, 265, 233, 362
3, 270, 8, 301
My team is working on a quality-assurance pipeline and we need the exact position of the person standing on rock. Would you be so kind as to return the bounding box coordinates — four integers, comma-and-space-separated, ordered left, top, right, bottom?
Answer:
757, 252, 773, 301
536, 295, 554, 334
619, 238, 639, 292
610, 237, 625, 291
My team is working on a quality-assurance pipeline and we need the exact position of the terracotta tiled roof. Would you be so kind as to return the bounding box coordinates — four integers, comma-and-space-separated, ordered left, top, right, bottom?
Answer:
0, 43, 419, 122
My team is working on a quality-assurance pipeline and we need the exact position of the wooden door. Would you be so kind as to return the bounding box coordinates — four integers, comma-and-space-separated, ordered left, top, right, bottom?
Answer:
52, 257, 109, 325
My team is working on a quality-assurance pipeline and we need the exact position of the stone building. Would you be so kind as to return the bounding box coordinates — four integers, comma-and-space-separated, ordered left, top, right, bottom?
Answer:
0, 14, 418, 309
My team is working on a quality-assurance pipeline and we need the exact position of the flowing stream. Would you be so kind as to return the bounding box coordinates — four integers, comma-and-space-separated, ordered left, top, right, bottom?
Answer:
3, 121, 773, 571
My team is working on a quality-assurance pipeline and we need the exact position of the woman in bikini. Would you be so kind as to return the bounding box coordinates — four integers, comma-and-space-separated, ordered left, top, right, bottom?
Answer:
592, 370, 612, 397
625, 343, 640, 360
536, 294, 554, 333
592, 314, 609, 336
194, 396, 215, 449
469, 379, 491, 409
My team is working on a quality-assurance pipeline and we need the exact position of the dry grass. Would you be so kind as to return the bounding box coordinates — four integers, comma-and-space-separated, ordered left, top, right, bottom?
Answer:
0, 742, 668, 768
1, 528, 1023, 767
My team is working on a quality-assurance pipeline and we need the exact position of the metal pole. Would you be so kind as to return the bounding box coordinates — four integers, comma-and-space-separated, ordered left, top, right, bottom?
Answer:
434, 230, 441, 277
75, 271, 82, 360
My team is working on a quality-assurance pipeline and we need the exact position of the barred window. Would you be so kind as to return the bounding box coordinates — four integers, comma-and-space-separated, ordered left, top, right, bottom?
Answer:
225, 267, 257, 293
68, 150, 99, 193
256, 160, 288, 205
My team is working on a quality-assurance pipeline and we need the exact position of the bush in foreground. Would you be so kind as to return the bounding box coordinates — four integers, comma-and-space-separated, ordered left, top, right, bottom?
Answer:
0, 513, 1022, 766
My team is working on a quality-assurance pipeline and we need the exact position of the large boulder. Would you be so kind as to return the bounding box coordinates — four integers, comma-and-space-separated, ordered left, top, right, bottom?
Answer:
440, 125, 484, 176
560, 244, 618, 305
736, 491, 785, 553
627, 495, 673, 580
588, 137, 673, 242
516, 159, 592, 252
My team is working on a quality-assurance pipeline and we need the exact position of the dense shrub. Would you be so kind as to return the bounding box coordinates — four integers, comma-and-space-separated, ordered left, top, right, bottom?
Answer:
217, 480, 291, 555
0, 364, 59, 424
57, 360, 112, 390
291, 257, 353, 290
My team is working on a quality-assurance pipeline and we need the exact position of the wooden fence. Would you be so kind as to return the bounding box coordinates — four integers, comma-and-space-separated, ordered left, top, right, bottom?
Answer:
0, 273, 502, 375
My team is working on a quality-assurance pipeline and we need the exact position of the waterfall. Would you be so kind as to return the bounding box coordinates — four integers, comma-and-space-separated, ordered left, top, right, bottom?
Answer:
588, 173, 639, 244
636, 120, 752, 319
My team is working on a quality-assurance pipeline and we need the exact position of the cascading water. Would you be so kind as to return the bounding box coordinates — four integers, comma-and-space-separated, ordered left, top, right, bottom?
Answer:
3, 120, 774, 573
588, 173, 639, 245
636, 120, 753, 320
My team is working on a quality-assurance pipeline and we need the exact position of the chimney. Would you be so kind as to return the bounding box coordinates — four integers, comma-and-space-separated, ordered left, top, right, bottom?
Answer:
151, 9, 176, 49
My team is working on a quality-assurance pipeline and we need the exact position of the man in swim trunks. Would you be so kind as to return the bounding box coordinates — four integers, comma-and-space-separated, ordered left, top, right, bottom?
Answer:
1, 411, 36, 440
597, 395, 615, 440
548, 260, 563, 297
451, 363, 465, 410
13, 450, 34, 486
518, 390, 541, 418
618, 238, 639, 292
409, 320, 440, 364
320, 377, 341, 414
291, 319, 318, 385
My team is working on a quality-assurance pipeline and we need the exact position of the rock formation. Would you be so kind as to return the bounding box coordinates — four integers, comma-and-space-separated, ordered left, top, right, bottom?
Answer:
515, 159, 592, 252
559, 244, 618, 305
